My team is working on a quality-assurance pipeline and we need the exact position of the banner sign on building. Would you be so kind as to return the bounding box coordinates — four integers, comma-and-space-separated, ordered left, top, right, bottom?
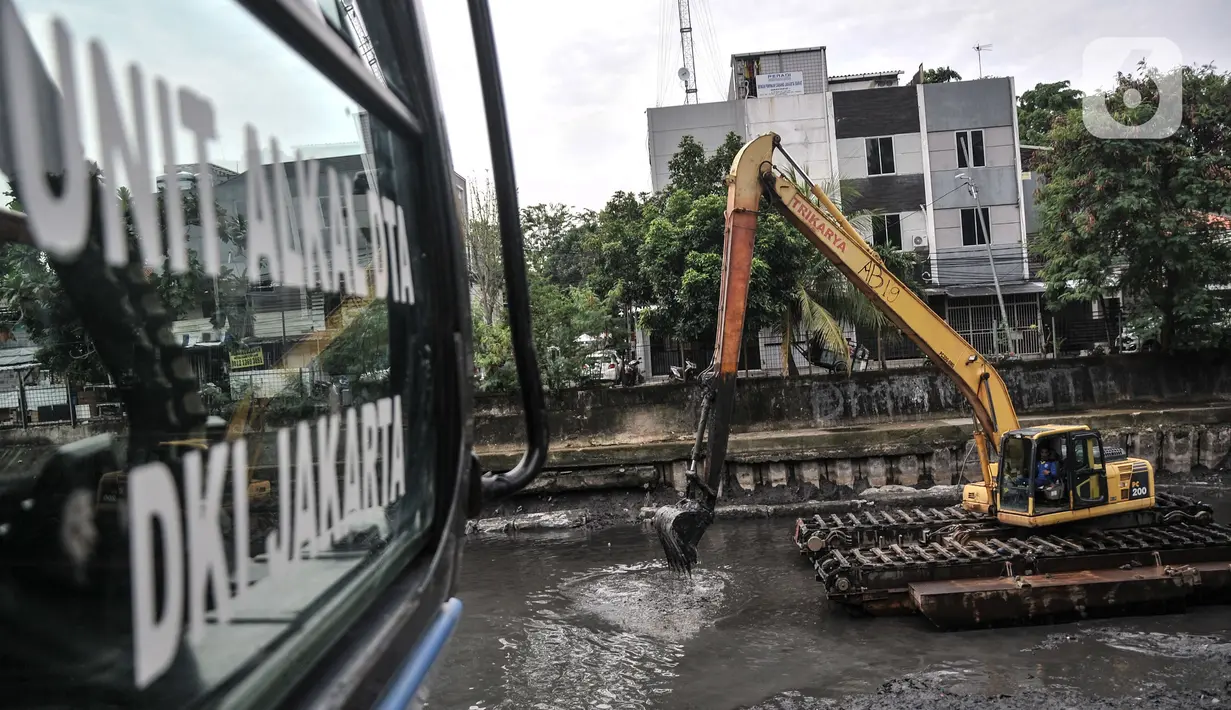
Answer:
755, 71, 804, 97
229, 347, 265, 370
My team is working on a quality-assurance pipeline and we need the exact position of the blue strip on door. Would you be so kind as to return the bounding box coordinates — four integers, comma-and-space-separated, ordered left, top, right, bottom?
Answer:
374, 597, 464, 710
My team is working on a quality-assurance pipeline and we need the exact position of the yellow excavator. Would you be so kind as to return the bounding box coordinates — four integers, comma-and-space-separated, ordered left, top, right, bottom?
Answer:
653, 134, 1228, 628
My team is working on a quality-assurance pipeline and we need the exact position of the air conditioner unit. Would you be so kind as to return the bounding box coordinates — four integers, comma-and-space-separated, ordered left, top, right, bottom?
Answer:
912, 235, 927, 249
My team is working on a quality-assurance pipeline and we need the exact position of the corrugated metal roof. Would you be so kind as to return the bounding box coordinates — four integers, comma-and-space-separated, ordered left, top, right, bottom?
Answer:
0, 346, 37, 370
828, 70, 903, 81
731, 46, 827, 60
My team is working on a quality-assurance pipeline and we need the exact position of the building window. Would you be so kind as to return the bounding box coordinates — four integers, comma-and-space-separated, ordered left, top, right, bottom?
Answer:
961, 207, 990, 246
871, 214, 903, 250
865, 136, 895, 175
956, 129, 985, 168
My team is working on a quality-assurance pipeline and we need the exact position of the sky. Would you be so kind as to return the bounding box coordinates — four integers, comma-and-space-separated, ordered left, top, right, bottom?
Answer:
6, 0, 364, 195
419, 0, 1231, 211
3, 1, 1228, 216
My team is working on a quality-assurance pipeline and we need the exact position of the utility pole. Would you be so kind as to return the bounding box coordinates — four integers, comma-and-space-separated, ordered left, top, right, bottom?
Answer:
973, 43, 993, 79
956, 141, 1012, 356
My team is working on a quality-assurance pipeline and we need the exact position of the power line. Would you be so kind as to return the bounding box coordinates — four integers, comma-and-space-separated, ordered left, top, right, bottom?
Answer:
693, 0, 727, 100
655, 0, 672, 107
675, 0, 699, 104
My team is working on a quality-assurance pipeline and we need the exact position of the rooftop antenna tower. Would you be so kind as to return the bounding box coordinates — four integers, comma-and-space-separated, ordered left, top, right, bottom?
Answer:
340, 1, 385, 87
677, 0, 698, 103
973, 42, 993, 79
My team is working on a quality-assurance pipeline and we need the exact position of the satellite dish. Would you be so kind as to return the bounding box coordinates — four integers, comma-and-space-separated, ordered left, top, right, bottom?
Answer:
677, 67, 690, 81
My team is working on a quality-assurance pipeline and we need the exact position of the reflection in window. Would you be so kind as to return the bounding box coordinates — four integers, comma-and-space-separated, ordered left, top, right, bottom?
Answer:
0, 2, 434, 706
865, 136, 895, 176
956, 129, 985, 168
871, 214, 903, 250
960, 207, 990, 246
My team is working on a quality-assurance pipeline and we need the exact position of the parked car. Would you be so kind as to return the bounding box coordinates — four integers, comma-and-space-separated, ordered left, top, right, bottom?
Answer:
582, 349, 620, 381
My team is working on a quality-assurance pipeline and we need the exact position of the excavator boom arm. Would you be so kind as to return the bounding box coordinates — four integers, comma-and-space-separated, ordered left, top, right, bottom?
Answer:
654, 133, 1020, 573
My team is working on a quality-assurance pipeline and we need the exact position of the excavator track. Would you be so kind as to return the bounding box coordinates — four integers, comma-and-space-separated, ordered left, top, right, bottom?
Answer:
793, 491, 1215, 556
813, 520, 1231, 629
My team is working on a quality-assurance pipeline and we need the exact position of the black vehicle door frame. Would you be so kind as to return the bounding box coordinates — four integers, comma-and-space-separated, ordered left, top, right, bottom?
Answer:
231, 1, 547, 708
1070, 431, 1109, 509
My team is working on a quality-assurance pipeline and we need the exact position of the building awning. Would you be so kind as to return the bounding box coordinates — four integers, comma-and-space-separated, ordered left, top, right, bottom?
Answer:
942, 282, 1046, 298
0, 345, 38, 372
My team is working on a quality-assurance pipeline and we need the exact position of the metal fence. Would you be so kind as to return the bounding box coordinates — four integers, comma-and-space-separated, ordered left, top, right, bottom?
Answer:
0, 381, 124, 429
647, 337, 762, 378
228, 367, 322, 400
757, 330, 869, 375
0, 367, 329, 430
946, 294, 1044, 357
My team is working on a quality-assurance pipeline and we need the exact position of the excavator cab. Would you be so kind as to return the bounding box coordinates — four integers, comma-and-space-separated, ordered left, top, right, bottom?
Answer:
994, 425, 1142, 525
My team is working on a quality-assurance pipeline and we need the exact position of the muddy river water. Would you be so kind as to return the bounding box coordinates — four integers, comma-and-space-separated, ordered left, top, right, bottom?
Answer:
429, 484, 1231, 709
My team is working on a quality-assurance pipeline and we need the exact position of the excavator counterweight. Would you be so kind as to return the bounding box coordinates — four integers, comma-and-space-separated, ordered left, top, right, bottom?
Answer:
652, 133, 1231, 628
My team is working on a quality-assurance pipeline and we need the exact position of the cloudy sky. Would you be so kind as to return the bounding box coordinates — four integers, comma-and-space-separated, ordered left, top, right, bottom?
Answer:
4, 1, 1228, 217
420, 0, 1231, 211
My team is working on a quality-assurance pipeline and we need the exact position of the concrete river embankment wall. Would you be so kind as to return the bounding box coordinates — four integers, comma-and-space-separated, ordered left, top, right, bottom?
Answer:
474, 352, 1231, 500
3, 353, 1230, 505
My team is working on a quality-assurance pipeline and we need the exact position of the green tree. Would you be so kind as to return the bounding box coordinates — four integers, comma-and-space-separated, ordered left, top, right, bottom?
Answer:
582, 190, 655, 321
469, 185, 625, 393
469, 272, 620, 394
521, 202, 600, 289
466, 173, 505, 326
664, 132, 743, 198
316, 301, 390, 379
638, 187, 809, 358
771, 171, 921, 374
0, 181, 249, 383
1017, 80, 1083, 145
923, 67, 962, 84
529, 273, 621, 392
1032, 62, 1231, 352
471, 312, 517, 392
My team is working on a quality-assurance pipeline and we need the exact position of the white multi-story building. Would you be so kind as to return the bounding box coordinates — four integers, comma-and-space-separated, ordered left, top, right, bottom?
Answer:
642, 45, 1041, 376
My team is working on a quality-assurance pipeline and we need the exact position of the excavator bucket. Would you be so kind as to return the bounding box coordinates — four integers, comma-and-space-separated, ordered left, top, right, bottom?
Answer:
653, 498, 712, 573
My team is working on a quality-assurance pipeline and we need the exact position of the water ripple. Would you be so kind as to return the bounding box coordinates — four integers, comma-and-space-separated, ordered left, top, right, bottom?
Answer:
480, 561, 730, 709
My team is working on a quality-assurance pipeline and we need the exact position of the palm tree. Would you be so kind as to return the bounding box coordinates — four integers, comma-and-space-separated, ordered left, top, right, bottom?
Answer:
774, 171, 918, 375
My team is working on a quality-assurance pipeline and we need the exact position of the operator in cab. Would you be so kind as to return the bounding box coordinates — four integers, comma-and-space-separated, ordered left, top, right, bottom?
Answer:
1011, 444, 1060, 494
1036, 446, 1061, 487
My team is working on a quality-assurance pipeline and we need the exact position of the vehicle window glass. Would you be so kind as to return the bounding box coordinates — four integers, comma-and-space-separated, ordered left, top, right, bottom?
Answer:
1080, 436, 1103, 470
0, 1, 434, 705
1074, 437, 1089, 469
998, 436, 1032, 513
343, 0, 409, 103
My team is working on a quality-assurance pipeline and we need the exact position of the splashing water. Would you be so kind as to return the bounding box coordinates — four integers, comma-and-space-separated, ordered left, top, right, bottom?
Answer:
481, 561, 732, 709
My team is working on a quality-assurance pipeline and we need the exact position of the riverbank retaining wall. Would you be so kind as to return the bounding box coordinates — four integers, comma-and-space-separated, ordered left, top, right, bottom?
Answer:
5, 353, 1231, 507
477, 406, 1231, 499
475, 351, 1231, 449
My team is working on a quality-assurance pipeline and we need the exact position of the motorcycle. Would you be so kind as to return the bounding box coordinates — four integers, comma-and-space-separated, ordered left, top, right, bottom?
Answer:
669, 359, 698, 383
618, 357, 645, 387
